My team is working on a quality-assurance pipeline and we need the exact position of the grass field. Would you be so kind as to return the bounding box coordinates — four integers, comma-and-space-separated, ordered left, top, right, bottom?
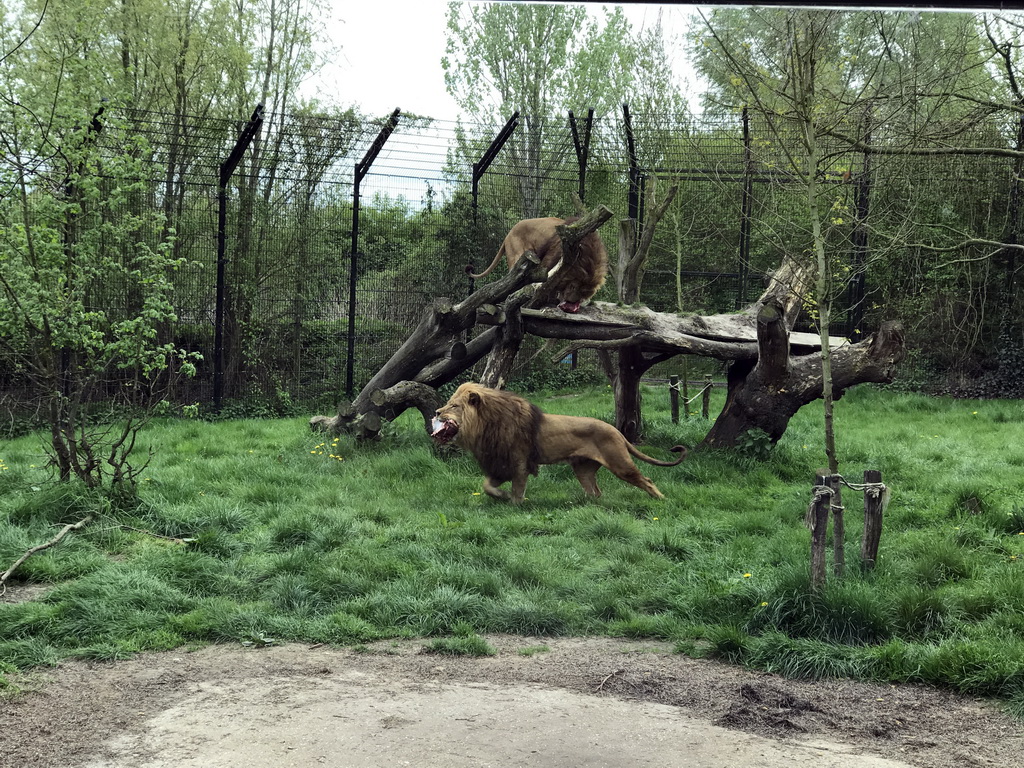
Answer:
1, 384, 1023, 713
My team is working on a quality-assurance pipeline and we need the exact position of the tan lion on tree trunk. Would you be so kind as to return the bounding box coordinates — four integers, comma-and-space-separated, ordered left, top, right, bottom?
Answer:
430, 382, 687, 503
466, 216, 608, 313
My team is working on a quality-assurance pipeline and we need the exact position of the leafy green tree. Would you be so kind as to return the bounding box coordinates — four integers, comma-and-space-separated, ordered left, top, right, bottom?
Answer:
692, 8, 1024, 388
443, 2, 685, 217
0, 108, 198, 488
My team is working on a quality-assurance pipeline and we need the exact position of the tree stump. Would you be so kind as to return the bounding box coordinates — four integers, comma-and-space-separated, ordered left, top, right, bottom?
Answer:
701, 299, 905, 448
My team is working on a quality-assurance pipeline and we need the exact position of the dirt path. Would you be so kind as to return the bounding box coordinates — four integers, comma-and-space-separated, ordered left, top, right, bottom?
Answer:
2, 636, 1020, 768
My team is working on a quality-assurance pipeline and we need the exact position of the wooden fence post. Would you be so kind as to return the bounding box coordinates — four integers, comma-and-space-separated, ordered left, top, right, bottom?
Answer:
828, 474, 845, 578
809, 471, 830, 590
861, 469, 885, 571
682, 359, 690, 419
669, 375, 679, 424
702, 373, 712, 419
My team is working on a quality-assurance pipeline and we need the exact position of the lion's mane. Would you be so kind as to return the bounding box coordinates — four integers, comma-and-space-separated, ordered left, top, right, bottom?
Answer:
534, 216, 608, 307
448, 385, 542, 483
467, 217, 608, 310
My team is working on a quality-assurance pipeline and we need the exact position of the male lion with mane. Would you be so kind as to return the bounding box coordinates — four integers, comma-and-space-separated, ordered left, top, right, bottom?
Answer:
466, 216, 608, 313
431, 382, 687, 503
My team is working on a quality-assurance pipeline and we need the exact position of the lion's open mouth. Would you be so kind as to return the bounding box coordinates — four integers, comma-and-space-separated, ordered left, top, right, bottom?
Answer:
558, 300, 582, 313
430, 417, 459, 444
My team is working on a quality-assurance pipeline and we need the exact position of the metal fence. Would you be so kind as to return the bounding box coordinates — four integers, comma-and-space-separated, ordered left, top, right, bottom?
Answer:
2, 103, 1019, 412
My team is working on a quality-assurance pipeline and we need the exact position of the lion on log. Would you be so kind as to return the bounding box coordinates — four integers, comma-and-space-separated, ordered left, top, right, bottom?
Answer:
467, 217, 608, 313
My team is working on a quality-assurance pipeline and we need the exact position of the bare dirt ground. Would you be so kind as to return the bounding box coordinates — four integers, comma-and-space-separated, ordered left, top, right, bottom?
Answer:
3, 620, 1022, 768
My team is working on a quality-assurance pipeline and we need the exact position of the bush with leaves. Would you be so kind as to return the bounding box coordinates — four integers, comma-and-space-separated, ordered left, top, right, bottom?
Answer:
0, 110, 198, 491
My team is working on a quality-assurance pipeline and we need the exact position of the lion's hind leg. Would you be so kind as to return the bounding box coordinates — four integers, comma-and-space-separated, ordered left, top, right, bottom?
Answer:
569, 458, 602, 498
602, 455, 665, 499
630, 473, 665, 499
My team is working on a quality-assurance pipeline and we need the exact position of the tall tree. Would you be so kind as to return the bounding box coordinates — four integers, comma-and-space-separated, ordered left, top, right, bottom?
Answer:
443, 1, 683, 217
694, 8, 881, 480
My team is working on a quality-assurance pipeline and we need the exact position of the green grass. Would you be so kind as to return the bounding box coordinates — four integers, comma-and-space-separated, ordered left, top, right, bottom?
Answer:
1, 385, 1023, 711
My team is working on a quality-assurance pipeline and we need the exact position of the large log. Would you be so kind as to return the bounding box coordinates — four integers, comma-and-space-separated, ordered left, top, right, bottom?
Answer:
311, 203, 904, 448
700, 299, 906, 448
311, 251, 548, 437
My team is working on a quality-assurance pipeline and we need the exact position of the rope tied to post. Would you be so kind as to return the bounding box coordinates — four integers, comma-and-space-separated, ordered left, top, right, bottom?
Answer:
684, 383, 712, 408
804, 483, 834, 530
835, 474, 891, 516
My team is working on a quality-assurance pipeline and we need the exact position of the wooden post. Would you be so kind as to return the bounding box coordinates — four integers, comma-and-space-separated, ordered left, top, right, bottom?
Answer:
861, 469, 885, 571
828, 474, 845, 578
669, 375, 680, 424
810, 471, 830, 590
682, 359, 690, 419
702, 373, 712, 419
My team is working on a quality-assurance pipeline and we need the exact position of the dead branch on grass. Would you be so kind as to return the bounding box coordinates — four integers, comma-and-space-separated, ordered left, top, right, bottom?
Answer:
0, 515, 94, 595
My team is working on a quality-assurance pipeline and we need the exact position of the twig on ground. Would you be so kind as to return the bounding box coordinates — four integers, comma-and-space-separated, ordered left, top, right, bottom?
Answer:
596, 668, 626, 693
0, 515, 94, 596
118, 525, 192, 544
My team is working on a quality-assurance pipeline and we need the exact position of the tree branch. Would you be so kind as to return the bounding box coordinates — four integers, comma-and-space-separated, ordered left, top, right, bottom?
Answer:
0, 515, 94, 594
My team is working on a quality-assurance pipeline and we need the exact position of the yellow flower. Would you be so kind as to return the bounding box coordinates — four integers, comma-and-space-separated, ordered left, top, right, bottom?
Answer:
472, 492, 481, 496
743, 573, 752, 578
761, 602, 768, 607
652, 517, 659, 521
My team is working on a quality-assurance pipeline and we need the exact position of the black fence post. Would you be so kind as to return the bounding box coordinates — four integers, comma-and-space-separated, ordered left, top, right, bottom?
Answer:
469, 111, 520, 294
738, 106, 753, 310
623, 103, 645, 229
472, 112, 519, 214
214, 104, 264, 412
849, 112, 872, 341
569, 108, 594, 205
346, 108, 401, 400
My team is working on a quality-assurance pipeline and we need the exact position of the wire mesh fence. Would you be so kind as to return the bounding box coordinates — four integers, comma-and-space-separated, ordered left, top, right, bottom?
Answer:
2, 103, 1020, 415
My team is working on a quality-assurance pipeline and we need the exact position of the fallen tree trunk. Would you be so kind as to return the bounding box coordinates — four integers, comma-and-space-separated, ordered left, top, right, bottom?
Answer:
311, 252, 548, 437
700, 299, 906, 448
312, 204, 905, 448
311, 207, 615, 438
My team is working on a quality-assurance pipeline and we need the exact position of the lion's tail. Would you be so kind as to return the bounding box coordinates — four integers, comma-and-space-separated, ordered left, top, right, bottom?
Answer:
627, 444, 688, 467
466, 244, 506, 279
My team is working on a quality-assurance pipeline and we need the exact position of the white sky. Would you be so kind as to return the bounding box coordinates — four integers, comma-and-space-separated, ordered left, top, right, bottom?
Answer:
303, 1, 701, 120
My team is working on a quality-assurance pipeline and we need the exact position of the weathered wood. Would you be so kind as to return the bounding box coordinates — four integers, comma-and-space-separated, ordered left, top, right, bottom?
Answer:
827, 474, 845, 578
702, 373, 712, 419
615, 219, 637, 302
480, 289, 531, 389
701, 298, 905, 449
415, 327, 501, 387
613, 345, 646, 441
311, 202, 903, 448
1, 515, 94, 590
310, 250, 548, 437
369, 381, 442, 435
483, 302, 846, 361
809, 472, 831, 591
860, 469, 885, 571
669, 375, 680, 424
618, 181, 679, 305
